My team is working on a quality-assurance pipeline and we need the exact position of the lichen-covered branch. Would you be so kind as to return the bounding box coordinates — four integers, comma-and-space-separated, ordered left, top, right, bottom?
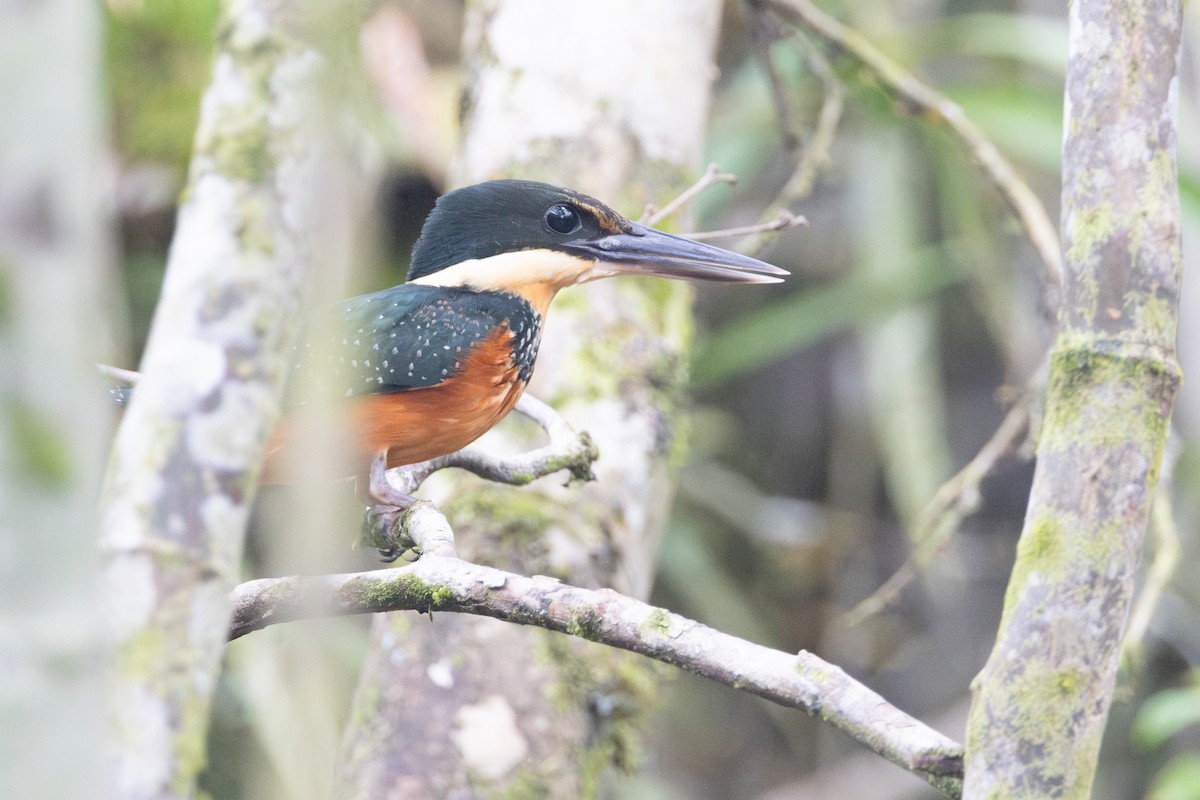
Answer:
97, 3, 322, 796
963, 0, 1184, 796
228, 553, 964, 795
240, 484, 965, 795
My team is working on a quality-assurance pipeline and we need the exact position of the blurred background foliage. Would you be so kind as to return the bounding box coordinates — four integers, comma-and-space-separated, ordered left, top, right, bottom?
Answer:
103, 0, 1200, 797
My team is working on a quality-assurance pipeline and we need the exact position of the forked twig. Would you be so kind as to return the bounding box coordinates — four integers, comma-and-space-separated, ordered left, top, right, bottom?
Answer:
756, 0, 1063, 298
842, 378, 1041, 626
386, 395, 597, 493
642, 163, 737, 226
361, 394, 599, 555
741, 25, 845, 256
684, 209, 808, 241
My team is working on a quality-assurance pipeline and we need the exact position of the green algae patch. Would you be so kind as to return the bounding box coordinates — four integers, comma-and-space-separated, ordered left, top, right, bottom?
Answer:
797, 660, 838, 686
485, 766, 551, 800
1015, 508, 1063, 567
1065, 203, 1116, 268
118, 625, 170, 680
347, 571, 452, 613
966, 663, 1100, 799
565, 607, 604, 642
211, 123, 272, 185
1041, 345, 1177, 455
172, 691, 213, 797
637, 608, 673, 639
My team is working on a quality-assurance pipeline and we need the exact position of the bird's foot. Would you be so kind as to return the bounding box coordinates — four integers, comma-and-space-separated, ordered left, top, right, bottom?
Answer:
362, 452, 420, 560
363, 505, 413, 562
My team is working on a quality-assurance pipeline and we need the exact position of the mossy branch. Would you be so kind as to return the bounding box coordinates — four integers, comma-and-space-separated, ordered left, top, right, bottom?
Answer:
962, 0, 1185, 795
229, 542, 965, 796
97, 2, 322, 796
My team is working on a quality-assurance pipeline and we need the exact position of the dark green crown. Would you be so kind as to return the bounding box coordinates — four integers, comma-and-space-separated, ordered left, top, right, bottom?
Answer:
407, 180, 630, 282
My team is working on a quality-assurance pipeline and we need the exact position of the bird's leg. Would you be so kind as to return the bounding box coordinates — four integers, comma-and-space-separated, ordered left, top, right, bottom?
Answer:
362, 450, 419, 561
367, 450, 416, 507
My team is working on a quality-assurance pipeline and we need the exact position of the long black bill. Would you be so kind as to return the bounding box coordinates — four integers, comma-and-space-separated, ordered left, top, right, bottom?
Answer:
565, 222, 788, 284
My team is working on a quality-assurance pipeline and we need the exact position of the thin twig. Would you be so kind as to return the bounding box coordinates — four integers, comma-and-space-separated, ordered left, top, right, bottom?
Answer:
842, 376, 1041, 627
756, 0, 1063, 299
97, 363, 141, 385
228, 553, 964, 795
642, 163, 738, 226
741, 34, 845, 256
362, 394, 600, 554
785, 40, 845, 200
750, 8, 802, 151
386, 395, 598, 494
683, 209, 808, 240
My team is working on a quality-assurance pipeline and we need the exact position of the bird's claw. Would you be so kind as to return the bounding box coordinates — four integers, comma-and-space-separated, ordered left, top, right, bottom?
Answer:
362, 502, 416, 560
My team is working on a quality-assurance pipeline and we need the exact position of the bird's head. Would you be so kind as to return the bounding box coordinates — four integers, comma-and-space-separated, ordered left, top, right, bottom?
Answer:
407, 180, 786, 312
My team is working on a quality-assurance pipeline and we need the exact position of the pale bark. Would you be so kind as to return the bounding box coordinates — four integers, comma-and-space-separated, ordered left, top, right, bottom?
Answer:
963, 0, 1184, 796
0, 1, 117, 796
98, 2, 323, 796
231, 554, 965, 788
335, 2, 727, 796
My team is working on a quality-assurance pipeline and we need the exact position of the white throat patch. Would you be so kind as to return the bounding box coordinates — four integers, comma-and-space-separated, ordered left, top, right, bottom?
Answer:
410, 249, 611, 292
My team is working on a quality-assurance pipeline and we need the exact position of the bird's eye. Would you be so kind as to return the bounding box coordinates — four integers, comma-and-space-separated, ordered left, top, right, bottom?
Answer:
544, 203, 582, 235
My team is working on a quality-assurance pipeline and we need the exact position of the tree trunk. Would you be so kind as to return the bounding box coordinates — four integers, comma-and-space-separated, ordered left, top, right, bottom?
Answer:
336, 1, 724, 796
98, 2, 324, 796
962, 0, 1184, 796
0, 0, 117, 796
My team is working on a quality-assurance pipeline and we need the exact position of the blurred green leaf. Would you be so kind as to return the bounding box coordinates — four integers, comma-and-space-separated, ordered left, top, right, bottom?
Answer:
950, 85, 1063, 172
5, 400, 72, 487
106, 0, 221, 168
854, 130, 953, 528
1181, 173, 1200, 223
691, 245, 968, 387
909, 13, 1068, 74
1148, 754, 1200, 800
1134, 683, 1200, 750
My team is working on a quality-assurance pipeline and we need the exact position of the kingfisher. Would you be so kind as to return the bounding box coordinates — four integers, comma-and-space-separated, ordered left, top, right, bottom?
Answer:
264, 179, 787, 512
